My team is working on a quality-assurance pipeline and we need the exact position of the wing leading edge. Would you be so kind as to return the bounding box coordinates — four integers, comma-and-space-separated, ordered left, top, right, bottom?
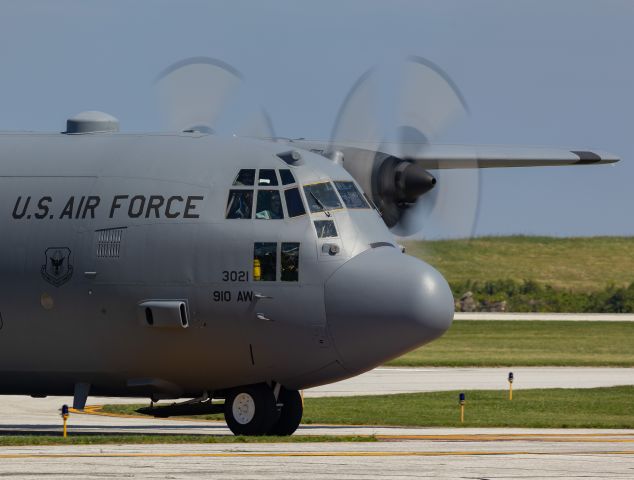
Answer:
403, 145, 620, 169
274, 140, 619, 169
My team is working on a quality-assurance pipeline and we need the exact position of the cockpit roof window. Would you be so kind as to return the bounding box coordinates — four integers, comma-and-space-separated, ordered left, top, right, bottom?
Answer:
303, 182, 342, 214
233, 169, 255, 186
334, 181, 370, 209
258, 169, 279, 186
279, 169, 296, 186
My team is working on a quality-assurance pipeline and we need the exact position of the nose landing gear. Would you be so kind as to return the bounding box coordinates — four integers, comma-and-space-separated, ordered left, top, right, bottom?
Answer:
223, 383, 303, 436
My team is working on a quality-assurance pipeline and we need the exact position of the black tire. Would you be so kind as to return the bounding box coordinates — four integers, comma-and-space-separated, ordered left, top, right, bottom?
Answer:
268, 388, 303, 436
224, 384, 280, 436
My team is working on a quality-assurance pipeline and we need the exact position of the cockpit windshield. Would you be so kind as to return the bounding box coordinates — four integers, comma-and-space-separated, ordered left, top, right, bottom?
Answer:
334, 181, 370, 209
255, 190, 283, 219
303, 182, 342, 213
227, 169, 371, 223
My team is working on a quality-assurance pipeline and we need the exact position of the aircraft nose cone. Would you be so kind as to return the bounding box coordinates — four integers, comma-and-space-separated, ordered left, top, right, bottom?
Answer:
325, 248, 454, 373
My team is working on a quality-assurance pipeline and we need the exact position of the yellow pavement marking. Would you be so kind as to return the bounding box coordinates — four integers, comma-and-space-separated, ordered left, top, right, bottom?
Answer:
0, 450, 634, 459
71, 405, 141, 419
75, 405, 223, 422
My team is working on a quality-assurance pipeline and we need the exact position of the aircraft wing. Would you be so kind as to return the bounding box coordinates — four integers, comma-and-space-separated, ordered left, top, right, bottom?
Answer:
279, 140, 620, 169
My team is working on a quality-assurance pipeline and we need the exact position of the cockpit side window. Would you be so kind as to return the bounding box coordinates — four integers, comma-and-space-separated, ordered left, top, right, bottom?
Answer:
314, 220, 338, 238
279, 169, 296, 185
226, 190, 254, 219
255, 190, 284, 219
303, 182, 342, 213
233, 169, 255, 186
334, 181, 369, 209
258, 169, 279, 186
281, 242, 300, 281
284, 188, 306, 218
253, 242, 277, 281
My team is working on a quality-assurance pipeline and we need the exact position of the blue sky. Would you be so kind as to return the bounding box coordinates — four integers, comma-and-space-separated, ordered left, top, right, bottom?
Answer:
1, 0, 632, 238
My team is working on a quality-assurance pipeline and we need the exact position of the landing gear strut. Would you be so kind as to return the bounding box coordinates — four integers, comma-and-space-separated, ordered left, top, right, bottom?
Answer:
223, 383, 303, 436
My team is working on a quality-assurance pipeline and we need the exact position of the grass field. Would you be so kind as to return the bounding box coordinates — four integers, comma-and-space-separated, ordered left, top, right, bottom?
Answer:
386, 320, 634, 367
404, 236, 634, 292
102, 386, 634, 429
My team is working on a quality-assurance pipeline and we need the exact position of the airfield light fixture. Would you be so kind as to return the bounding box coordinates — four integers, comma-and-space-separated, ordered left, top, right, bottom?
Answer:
508, 372, 514, 400
60, 404, 69, 437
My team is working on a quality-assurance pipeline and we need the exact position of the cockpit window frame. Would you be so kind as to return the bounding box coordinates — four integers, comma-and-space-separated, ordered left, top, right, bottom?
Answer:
227, 168, 313, 222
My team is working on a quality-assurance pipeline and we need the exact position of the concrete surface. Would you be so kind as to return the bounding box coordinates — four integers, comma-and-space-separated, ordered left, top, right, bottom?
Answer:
1, 433, 633, 479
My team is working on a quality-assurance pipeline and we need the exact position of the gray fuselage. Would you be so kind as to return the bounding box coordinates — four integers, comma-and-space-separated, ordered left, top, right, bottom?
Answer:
0, 132, 453, 399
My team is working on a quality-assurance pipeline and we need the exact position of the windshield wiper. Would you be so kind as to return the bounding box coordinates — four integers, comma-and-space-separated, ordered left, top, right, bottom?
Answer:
310, 191, 331, 217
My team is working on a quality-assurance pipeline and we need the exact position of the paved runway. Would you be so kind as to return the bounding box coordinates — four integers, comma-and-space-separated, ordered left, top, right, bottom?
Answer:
1, 432, 633, 479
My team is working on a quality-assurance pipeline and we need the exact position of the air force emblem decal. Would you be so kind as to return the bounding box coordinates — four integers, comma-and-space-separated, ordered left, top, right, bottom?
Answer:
41, 247, 74, 287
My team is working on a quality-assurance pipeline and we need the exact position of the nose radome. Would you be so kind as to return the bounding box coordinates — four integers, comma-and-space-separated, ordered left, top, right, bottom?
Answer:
325, 248, 454, 374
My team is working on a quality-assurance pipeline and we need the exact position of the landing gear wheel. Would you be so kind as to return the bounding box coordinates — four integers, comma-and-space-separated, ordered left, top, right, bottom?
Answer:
268, 388, 303, 436
224, 384, 280, 436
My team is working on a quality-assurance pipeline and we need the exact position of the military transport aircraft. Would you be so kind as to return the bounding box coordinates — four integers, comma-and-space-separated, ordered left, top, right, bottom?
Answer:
0, 57, 618, 435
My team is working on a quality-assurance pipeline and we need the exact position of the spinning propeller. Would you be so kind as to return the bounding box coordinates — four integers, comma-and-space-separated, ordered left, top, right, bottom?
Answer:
325, 57, 479, 238
155, 57, 275, 138
155, 56, 481, 238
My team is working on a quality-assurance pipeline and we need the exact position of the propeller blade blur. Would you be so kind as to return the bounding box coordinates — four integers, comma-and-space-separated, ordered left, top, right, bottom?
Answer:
155, 57, 243, 133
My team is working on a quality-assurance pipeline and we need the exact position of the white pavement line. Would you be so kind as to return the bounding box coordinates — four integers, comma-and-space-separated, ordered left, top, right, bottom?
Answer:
454, 312, 634, 321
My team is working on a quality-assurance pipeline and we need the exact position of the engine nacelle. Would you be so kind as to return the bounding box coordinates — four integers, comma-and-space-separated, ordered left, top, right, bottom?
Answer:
339, 148, 436, 228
